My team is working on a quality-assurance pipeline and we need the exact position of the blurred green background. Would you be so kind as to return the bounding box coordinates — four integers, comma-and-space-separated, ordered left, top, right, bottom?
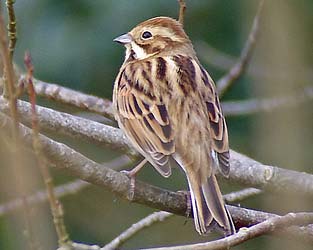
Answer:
0, 0, 312, 249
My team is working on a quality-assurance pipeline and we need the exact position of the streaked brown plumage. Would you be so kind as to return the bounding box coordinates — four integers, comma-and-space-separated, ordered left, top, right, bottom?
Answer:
113, 16, 235, 235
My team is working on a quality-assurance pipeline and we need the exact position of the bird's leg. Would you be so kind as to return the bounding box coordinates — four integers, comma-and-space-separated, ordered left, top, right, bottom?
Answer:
121, 159, 148, 200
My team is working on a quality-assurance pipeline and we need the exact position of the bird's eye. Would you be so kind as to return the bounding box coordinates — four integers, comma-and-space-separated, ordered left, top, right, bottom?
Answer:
141, 31, 152, 39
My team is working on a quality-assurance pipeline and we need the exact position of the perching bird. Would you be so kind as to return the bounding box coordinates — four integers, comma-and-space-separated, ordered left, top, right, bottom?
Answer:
113, 16, 235, 235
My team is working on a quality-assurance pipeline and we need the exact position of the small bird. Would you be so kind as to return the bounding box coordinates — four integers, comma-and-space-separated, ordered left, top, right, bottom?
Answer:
113, 16, 235, 235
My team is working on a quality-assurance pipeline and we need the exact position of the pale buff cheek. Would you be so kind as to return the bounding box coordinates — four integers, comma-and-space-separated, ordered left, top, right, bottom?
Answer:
131, 42, 148, 60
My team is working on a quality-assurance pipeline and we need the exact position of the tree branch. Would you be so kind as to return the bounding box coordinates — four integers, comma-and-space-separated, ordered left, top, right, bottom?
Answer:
217, 0, 264, 96
141, 212, 313, 250
103, 187, 262, 250
19, 75, 312, 123
224, 188, 262, 204
24, 76, 115, 120
103, 211, 173, 250
178, 0, 186, 25
5, 0, 17, 58
0, 179, 89, 217
222, 86, 313, 116
0, 111, 312, 244
1, 97, 312, 198
0, 97, 137, 156
0, 156, 130, 217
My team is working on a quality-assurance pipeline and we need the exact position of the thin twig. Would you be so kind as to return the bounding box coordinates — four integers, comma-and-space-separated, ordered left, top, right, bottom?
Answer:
26, 76, 115, 120
222, 86, 313, 116
104, 187, 262, 250
224, 188, 262, 204
0, 3, 18, 133
0, 97, 137, 156
0, 5, 39, 250
196, 41, 313, 83
24, 52, 71, 247
141, 213, 313, 250
69, 212, 313, 250
103, 211, 173, 250
5, 0, 17, 59
217, 0, 265, 96
178, 0, 186, 25
0, 180, 89, 217
0, 156, 131, 217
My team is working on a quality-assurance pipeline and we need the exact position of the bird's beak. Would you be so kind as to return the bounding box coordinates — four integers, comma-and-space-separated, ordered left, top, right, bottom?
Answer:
113, 33, 132, 45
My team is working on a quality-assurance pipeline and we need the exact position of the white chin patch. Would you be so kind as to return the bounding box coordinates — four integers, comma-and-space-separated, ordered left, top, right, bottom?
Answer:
131, 42, 148, 60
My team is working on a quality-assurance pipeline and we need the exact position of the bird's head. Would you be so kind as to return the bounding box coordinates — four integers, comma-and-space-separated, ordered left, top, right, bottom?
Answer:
114, 16, 195, 61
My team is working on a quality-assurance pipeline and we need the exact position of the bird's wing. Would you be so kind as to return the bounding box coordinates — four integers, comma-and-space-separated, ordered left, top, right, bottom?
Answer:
114, 62, 175, 177
199, 65, 230, 177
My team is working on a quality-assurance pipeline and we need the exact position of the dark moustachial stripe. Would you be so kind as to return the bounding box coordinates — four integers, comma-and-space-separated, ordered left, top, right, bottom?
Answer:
156, 57, 167, 80
126, 50, 135, 63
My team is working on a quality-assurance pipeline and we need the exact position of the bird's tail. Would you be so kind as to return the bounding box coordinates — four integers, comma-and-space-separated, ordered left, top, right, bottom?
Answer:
186, 173, 235, 235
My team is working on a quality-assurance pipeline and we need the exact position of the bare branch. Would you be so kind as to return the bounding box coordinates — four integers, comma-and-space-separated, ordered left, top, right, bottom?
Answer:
0, 6, 39, 249
217, 0, 264, 96
0, 111, 312, 244
178, 0, 186, 25
0, 4, 18, 132
0, 180, 89, 216
25, 76, 115, 120
104, 187, 263, 249
103, 211, 173, 250
196, 41, 313, 83
1, 97, 313, 197
5, 0, 17, 58
224, 188, 262, 204
141, 212, 313, 250
0, 97, 137, 156
24, 52, 71, 246
0, 156, 130, 217
228, 150, 313, 196
20, 74, 313, 123
222, 86, 313, 116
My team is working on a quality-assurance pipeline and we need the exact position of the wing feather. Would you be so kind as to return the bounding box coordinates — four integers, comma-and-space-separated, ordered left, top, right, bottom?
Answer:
114, 63, 174, 177
201, 69, 230, 177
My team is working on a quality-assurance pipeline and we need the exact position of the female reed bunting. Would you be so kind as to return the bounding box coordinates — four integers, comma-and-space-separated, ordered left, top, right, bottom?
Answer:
113, 16, 235, 236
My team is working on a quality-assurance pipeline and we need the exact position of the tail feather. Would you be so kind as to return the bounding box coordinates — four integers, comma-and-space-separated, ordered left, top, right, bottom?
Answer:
187, 173, 235, 235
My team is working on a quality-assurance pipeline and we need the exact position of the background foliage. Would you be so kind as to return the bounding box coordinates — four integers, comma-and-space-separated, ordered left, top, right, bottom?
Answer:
0, 1, 312, 249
